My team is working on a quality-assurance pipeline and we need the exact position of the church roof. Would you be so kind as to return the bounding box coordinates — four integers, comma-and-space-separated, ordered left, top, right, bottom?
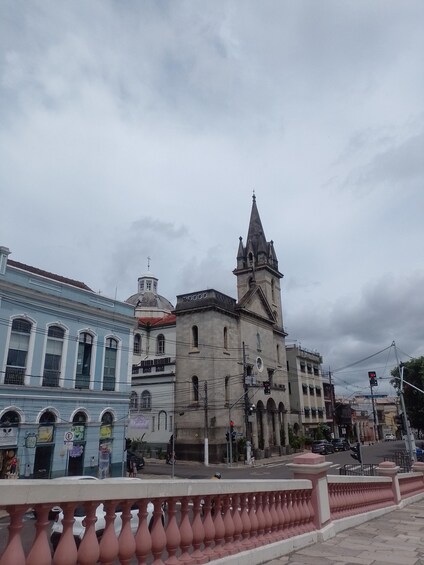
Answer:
137, 314, 176, 327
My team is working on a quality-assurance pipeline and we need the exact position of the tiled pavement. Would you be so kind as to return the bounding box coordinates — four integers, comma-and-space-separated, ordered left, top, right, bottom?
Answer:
264, 499, 424, 565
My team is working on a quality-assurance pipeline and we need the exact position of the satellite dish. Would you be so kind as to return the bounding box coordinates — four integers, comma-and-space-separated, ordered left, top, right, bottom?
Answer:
256, 356, 264, 373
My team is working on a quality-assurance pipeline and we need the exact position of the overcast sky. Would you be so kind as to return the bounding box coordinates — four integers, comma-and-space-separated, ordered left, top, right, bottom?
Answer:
1, 1, 423, 396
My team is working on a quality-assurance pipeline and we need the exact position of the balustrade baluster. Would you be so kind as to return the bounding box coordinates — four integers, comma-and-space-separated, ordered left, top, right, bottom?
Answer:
212, 495, 226, 558
222, 494, 235, 555
191, 496, 207, 564
178, 497, 193, 564
164, 498, 180, 565
151, 498, 167, 565
231, 494, 243, 551
0, 505, 27, 565
78, 502, 101, 565
239, 494, 252, 549
255, 493, 266, 545
247, 493, 259, 548
133, 499, 151, 565
200, 495, 215, 559
27, 504, 52, 565
53, 502, 78, 565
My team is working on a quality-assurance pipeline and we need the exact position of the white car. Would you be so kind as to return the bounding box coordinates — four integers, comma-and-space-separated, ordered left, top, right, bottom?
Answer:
384, 433, 396, 441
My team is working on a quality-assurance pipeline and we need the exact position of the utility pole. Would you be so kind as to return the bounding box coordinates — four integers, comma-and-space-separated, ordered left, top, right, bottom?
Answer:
204, 381, 209, 466
370, 381, 379, 441
393, 342, 416, 463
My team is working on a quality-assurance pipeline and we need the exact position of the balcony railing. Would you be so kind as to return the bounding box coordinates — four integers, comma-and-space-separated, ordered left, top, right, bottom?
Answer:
4, 366, 25, 385
1, 458, 424, 565
42, 369, 60, 387
75, 373, 90, 389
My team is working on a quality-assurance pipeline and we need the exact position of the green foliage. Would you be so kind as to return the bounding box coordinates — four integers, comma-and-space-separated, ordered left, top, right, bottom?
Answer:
391, 357, 424, 433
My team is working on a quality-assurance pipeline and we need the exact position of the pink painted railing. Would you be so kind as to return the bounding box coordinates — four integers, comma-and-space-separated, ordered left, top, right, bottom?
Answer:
0, 479, 313, 565
398, 473, 424, 499
328, 479, 394, 519
2, 457, 424, 565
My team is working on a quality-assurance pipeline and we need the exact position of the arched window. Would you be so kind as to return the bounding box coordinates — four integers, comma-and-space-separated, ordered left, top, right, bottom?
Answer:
225, 376, 230, 403
276, 344, 280, 365
192, 376, 199, 402
248, 252, 254, 267
5, 318, 32, 385
158, 410, 167, 430
141, 390, 152, 410
0, 410, 20, 426
40, 410, 56, 424
156, 334, 165, 355
133, 334, 141, 354
271, 278, 275, 302
72, 411, 87, 441
223, 327, 228, 350
256, 332, 261, 351
129, 391, 138, 411
103, 337, 118, 391
76, 332, 93, 389
43, 325, 65, 387
191, 326, 199, 349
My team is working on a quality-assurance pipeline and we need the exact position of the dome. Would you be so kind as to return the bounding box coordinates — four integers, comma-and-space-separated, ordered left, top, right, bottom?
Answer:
126, 291, 174, 311
125, 267, 174, 315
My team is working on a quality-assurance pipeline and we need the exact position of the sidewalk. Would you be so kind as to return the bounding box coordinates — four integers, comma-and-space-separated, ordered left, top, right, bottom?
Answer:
264, 498, 424, 565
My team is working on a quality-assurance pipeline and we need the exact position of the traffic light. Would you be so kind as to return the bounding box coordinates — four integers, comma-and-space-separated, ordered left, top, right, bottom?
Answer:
368, 371, 378, 387
225, 431, 230, 442
350, 442, 362, 463
263, 381, 271, 395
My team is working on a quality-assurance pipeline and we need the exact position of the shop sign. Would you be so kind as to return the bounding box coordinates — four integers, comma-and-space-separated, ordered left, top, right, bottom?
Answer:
99, 424, 112, 439
25, 433, 37, 449
0, 426, 17, 447
130, 415, 149, 430
37, 425, 54, 444
71, 424, 85, 441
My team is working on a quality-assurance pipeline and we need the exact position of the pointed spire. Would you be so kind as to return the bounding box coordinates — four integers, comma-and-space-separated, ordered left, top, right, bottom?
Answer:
246, 193, 267, 257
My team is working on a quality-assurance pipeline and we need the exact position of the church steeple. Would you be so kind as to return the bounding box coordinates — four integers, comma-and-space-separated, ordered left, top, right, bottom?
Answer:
234, 194, 285, 330
235, 193, 281, 275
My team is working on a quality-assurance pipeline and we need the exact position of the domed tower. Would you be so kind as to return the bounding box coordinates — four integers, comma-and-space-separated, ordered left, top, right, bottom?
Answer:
126, 265, 174, 318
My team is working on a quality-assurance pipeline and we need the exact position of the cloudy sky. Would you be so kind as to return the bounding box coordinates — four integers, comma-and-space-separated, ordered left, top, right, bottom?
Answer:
1, 1, 423, 396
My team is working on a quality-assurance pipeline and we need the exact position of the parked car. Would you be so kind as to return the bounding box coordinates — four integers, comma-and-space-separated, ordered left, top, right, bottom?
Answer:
384, 433, 396, 441
331, 438, 350, 452
311, 440, 335, 455
50, 479, 159, 551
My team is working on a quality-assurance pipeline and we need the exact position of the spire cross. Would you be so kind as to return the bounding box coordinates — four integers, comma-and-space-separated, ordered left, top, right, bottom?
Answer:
147, 256, 151, 270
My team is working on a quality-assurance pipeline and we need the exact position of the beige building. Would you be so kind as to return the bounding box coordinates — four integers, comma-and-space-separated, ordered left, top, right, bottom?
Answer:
286, 344, 326, 438
174, 195, 290, 463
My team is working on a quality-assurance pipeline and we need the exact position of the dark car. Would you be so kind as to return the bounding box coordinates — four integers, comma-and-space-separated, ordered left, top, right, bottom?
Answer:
311, 440, 335, 455
331, 438, 350, 452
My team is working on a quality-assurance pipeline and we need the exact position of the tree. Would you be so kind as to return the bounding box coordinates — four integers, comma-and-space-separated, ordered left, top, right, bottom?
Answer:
391, 357, 424, 435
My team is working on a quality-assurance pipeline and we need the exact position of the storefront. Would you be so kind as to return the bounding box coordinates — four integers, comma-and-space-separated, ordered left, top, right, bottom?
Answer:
0, 411, 20, 479
98, 412, 114, 479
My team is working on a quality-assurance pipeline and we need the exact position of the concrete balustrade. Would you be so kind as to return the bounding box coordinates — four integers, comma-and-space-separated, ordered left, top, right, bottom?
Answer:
1, 458, 424, 565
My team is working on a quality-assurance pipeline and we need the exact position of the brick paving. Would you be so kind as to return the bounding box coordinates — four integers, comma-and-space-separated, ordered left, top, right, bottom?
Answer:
264, 499, 424, 565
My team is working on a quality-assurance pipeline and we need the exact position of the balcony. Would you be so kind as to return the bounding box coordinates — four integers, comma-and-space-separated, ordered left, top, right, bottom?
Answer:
1, 459, 424, 565
4, 366, 25, 385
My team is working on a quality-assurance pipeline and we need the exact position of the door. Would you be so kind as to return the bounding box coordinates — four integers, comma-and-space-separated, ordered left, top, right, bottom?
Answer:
33, 445, 54, 479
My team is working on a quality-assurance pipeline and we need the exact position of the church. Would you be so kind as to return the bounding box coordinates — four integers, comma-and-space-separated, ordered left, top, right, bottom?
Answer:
174, 195, 291, 463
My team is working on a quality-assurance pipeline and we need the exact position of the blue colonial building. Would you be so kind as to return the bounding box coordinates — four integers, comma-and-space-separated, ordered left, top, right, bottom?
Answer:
0, 246, 134, 479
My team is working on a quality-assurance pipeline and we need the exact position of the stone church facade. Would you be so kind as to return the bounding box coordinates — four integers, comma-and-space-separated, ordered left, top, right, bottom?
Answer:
174, 196, 291, 463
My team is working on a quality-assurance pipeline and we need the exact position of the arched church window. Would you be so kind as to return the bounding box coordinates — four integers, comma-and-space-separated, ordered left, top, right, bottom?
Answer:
191, 326, 199, 349
192, 376, 199, 402
223, 327, 228, 350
